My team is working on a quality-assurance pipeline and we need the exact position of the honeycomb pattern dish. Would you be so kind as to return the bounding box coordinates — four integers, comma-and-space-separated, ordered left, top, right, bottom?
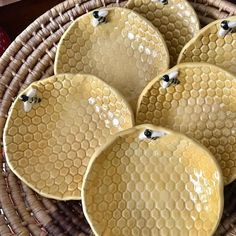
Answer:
178, 16, 236, 75
136, 62, 236, 184
82, 124, 223, 236
126, 0, 200, 66
3, 74, 134, 200
54, 7, 169, 110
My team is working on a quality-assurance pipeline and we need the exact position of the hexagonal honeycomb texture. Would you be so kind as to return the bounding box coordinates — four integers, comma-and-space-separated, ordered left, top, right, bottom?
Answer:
82, 125, 222, 236
136, 63, 236, 184
126, 0, 199, 66
3, 74, 134, 200
178, 16, 236, 75
54, 7, 169, 110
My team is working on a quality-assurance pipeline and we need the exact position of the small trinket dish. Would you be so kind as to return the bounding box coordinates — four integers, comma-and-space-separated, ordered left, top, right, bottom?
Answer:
82, 124, 223, 236
178, 16, 236, 75
137, 62, 236, 184
54, 7, 169, 110
3, 74, 134, 200
126, 0, 200, 66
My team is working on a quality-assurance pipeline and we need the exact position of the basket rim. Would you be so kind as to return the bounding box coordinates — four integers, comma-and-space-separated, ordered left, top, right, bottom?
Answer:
0, 0, 235, 235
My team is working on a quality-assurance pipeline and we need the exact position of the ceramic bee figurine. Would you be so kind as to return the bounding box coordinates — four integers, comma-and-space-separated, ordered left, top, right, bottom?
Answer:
218, 20, 236, 37
139, 129, 167, 140
153, 0, 168, 5
159, 0, 168, 5
91, 9, 108, 27
160, 71, 179, 89
20, 88, 41, 112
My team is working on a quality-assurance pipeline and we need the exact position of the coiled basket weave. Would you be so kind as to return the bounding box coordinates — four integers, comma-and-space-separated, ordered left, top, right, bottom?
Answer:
0, 0, 236, 235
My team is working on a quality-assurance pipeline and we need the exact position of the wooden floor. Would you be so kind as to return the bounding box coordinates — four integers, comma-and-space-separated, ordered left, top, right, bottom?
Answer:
0, 0, 64, 40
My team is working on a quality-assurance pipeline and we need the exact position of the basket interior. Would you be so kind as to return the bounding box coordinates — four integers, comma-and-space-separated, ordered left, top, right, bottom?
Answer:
0, 0, 236, 235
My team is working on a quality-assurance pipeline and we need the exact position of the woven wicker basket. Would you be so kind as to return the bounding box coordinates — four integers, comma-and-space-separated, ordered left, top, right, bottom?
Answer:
0, 0, 235, 235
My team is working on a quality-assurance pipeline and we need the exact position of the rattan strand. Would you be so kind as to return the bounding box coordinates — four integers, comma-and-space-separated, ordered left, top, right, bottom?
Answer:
0, 0, 235, 235
190, 2, 229, 19
190, 0, 236, 15
188, 0, 236, 25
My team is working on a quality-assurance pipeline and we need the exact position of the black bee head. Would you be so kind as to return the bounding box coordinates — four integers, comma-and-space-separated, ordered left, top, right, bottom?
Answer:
221, 20, 229, 30
20, 94, 28, 102
161, 0, 168, 4
162, 74, 170, 82
93, 11, 99, 19
144, 129, 153, 139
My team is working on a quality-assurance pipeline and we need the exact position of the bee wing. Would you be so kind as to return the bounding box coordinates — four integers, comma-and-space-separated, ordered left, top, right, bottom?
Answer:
168, 71, 178, 80
26, 88, 37, 98
139, 131, 147, 140
152, 130, 166, 138
99, 9, 108, 17
23, 102, 33, 112
218, 27, 229, 37
228, 21, 236, 28
161, 80, 169, 89
91, 18, 99, 27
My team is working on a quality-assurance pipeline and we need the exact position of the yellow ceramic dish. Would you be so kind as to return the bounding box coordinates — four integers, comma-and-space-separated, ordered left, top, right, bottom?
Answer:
3, 74, 134, 200
126, 0, 200, 66
54, 7, 169, 110
136, 62, 236, 184
178, 16, 236, 75
82, 124, 223, 236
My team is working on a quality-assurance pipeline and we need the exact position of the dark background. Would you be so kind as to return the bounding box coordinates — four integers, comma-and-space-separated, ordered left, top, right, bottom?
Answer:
0, 0, 235, 40
0, 0, 64, 40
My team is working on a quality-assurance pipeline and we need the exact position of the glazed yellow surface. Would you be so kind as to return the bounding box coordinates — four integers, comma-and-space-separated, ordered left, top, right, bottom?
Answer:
3, 74, 134, 200
178, 16, 236, 75
82, 124, 223, 236
137, 63, 236, 184
54, 7, 169, 110
126, 0, 199, 66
